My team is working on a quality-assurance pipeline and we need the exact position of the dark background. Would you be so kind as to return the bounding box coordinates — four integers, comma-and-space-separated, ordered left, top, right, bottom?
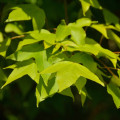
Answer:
0, 0, 120, 120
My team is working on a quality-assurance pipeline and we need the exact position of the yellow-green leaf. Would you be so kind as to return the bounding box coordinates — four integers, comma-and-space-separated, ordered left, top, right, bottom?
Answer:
41, 61, 104, 92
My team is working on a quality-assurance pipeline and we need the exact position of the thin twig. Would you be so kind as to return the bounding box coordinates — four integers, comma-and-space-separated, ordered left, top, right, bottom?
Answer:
99, 66, 120, 70
93, 55, 119, 80
99, 35, 104, 45
113, 51, 120, 54
11, 35, 25, 40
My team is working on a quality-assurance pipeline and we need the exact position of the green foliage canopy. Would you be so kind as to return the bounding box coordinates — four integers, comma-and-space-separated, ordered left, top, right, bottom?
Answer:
0, 0, 120, 109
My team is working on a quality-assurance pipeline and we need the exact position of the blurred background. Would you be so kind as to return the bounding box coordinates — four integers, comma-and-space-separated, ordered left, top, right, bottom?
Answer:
0, 0, 120, 120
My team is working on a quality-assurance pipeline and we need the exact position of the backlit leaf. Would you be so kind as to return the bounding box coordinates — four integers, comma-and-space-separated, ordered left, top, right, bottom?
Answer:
0, 38, 11, 57
6, 4, 45, 30
2, 59, 39, 88
41, 61, 104, 91
107, 82, 120, 109
36, 77, 58, 107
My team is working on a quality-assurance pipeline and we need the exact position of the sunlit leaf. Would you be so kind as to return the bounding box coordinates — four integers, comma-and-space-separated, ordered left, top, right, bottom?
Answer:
41, 61, 104, 91
6, 4, 45, 30
79, 0, 102, 15
91, 24, 108, 38
7, 43, 51, 85
56, 24, 70, 42
0, 38, 11, 57
70, 26, 86, 45
5, 23, 23, 35
36, 77, 58, 107
0, 32, 4, 43
79, 0, 90, 16
2, 59, 39, 89
107, 82, 120, 109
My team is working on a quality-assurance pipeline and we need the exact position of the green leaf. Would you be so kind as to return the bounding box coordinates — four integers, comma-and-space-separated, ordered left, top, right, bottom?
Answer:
5, 23, 23, 35
7, 43, 51, 85
107, 82, 120, 109
75, 77, 87, 94
84, 37, 117, 59
79, 0, 102, 16
64, 38, 117, 61
36, 77, 58, 107
91, 24, 108, 38
70, 26, 86, 45
79, 0, 90, 16
17, 29, 56, 50
81, 87, 87, 106
30, 30, 56, 44
1, 59, 39, 89
0, 32, 4, 43
41, 61, 104, 92
0, 68, 7, 81
107, 30, 120, 48
56, 24, 71, 42
0, 38, 11, 57
89, 0, 102, 9
69, 53, 97, 72
6, 4, 45, 30
17, 29, 55, 51
75, 77, 87, 106
111, 70, 120, 86
60, 87, 74, 99
76, 18, 92, 27
103, 9, 120, 28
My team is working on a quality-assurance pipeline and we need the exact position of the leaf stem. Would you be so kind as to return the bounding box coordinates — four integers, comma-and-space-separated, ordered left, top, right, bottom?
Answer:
11, 35, 25, 40
99, 35, 104, 45
113, 51, 120, 54
99, 66, 120, 70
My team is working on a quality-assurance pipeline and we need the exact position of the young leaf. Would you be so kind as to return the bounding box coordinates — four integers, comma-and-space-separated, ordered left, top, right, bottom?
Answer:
75, 77, 87, 94
6, 4, 45, 30
107, 82, 120, 109
70, 26, 86, 45
7, 43, 51, 85
0, 32, 4, 43
0, 38, 11, 57
29, 30, 56, 44
79, 0, 102, 16
91, 24, 108, 38
69, 53, 97, 72
79, 0, 90, 16
5, 23, 23, 35
1, 59, 39, 89
76, 18, 92, 27
36, 77, 58, 107
41, 61, 104, 92
64, 38, 117, 61
56, 24, 71, 42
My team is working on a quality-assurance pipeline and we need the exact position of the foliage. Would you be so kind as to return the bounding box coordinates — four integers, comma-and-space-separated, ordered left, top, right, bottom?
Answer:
0, 0, 120, 117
